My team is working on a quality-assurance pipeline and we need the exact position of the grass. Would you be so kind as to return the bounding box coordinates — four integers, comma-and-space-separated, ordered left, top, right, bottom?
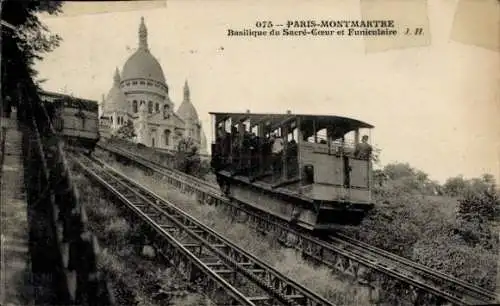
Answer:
71, 166, 211, 306
93, 149, 377, 305
97, 142, 499, 303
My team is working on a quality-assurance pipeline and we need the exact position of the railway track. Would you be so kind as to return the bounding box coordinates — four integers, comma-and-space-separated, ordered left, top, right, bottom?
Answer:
327, 233, 496, 305
97, 143, 497, 306
71, 152, 335, 306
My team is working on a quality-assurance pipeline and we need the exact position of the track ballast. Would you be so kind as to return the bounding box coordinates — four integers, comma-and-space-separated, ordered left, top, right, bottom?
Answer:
97, 143, 497, 306
72, 152, 335, 306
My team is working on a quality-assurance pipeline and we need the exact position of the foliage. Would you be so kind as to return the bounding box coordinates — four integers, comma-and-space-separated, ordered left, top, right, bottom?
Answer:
443, 174, 497, 198
1, 0, 63, 105
346, 165, 499, 292
177, 136, 197, 153
175, 137, 204, 178
443, 175, 468, 197
72, 171, 205, 305
373, 162, 441, 196
355, 193, 454, 257
112, 120, 136, 141
412, 235, 497, 290
457, 189, 499, 222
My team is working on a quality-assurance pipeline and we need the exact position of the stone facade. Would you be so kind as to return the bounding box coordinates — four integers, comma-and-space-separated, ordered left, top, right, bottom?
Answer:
99, 17, 207, 154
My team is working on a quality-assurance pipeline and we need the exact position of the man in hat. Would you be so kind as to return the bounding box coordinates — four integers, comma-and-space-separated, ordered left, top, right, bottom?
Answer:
271, 133, 284, 180
354, 135, 372, 160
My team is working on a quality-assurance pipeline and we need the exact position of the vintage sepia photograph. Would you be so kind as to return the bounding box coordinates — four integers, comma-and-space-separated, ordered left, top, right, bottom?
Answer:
0, 0, 498, 305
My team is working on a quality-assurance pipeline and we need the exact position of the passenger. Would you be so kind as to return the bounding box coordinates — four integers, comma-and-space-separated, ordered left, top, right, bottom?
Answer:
249, 133, 258, 176
354, 135, 372, 160
287, 139, 298, 177
242, 131, 252, 174
271, 133, 284, 180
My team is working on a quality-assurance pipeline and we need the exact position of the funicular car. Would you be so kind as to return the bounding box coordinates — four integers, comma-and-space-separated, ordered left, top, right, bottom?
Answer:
43, 93, 100, 154
210, 111, 375, 231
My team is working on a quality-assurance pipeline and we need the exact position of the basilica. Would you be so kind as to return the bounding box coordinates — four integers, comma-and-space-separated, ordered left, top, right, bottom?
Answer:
99, 17, 207, 154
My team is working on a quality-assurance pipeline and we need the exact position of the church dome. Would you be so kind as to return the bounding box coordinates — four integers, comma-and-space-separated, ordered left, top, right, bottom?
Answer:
122, 50, 166, 84
177, 80, 199, 121
121, 17, 166, 85
177, 100, 199, 121
104, 68, 127, 112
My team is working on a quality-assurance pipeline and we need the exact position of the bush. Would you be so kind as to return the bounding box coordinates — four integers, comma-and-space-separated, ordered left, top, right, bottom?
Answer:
347, 166, 499, 292
112, 120, 136, 141
458, 189, 499, 221
412, 235, 497, 290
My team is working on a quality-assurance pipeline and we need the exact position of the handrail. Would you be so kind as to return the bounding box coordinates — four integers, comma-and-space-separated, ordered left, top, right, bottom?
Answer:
17, 80, 115, 305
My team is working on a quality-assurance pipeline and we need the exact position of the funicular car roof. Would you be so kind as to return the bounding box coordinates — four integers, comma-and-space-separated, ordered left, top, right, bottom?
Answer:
210, 112, 374, 132
53, 96, 99, 112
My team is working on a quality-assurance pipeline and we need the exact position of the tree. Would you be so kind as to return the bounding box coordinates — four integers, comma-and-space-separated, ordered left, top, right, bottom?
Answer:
177, 136, 197, 153
452, 173, 499, 250
383, 163, 416, 180
373, 169, 389, 187
454, 174, 499, 221
1, 0, 63, 112
443, 175, 467, 197
457, 190, 499, 222
443, 173, 497, 198
113, 120, 136, 140
175, 137, 204, 177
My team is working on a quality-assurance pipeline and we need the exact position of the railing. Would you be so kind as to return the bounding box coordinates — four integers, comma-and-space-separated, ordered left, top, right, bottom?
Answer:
17, 82, 115, 305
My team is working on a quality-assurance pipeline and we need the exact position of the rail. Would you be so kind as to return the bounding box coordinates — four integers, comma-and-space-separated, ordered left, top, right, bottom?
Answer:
98, 143, 218, 193
72, 153, 334, 306
0, 123, 6, 183
97, 142, 497, 306
329, 233, 497, 303
16, 82, 115, 305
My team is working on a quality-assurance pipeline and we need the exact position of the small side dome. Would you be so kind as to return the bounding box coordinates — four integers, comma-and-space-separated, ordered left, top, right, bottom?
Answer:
177, 80, 199, 121
177, 99, 199, 121
103, 68, 127, 112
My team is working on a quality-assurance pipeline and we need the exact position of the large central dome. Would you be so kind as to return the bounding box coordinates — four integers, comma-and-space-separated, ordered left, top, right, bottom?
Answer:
121, 17, 166, 84
122, 50, 166, 84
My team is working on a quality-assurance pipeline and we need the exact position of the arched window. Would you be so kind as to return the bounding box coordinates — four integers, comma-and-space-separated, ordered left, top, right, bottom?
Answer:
148, 101, 153, 114
133, 100, 138, 113
152, 138, 155, 147
163, 104, 170, 119
155, 103, 159, 113
164, 129, 171, 146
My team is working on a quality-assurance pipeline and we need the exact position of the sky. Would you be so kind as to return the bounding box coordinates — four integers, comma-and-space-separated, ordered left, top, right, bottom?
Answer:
35, 0, 499, 184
